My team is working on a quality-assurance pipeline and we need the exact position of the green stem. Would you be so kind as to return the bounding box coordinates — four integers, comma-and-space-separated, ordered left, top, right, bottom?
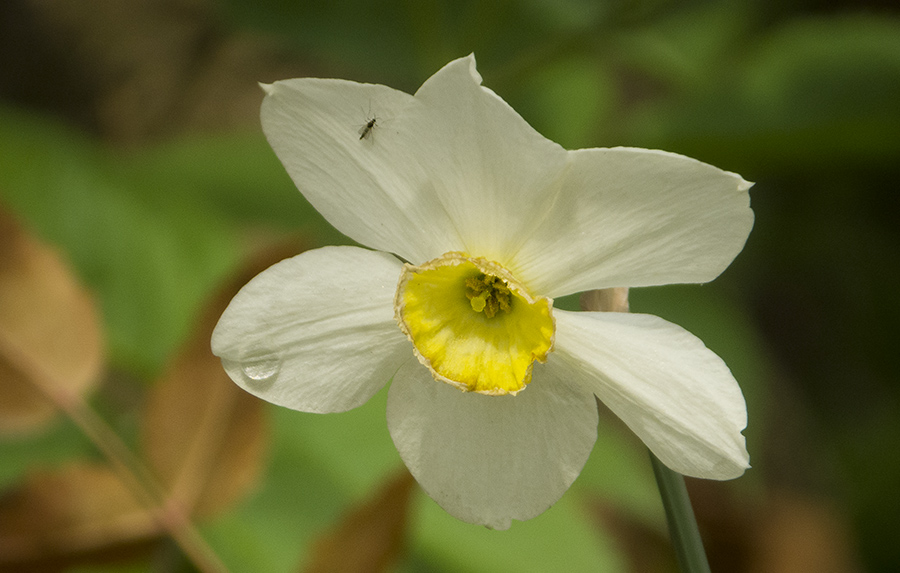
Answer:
649, 452, 711, 573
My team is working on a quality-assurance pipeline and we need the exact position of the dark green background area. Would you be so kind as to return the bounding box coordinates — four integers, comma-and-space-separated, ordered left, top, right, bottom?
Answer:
1, 0, 898, 571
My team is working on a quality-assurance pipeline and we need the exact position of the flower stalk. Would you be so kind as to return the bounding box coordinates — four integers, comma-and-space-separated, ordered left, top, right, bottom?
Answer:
650, 452, 711, 573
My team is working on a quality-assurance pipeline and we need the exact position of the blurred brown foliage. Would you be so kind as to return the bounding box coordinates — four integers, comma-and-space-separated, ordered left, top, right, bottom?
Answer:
0, 207, 277, 571
304, 470, 417, 573
0, 0, 309, 144
0, 209, 103, 434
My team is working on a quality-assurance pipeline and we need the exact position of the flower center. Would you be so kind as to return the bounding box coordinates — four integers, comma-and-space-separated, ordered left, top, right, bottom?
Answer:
394, 252, 555, 395
465, 273, 511, 317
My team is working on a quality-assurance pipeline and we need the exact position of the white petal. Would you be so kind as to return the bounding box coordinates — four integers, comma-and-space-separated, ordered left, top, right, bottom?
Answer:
260, 55, 568, 264
409, 55, 569, 262
211, 246, 410, 413
551, 310, 749, 479
386, 359, 598, 529
260, 75, 462, 263
509, 147, 754, 297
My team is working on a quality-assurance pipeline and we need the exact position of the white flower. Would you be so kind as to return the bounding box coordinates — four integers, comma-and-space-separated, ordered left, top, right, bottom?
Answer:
211, 55, 753, 530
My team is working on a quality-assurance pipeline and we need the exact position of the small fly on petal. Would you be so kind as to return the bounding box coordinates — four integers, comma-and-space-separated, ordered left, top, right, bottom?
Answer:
358, 117, 377, 140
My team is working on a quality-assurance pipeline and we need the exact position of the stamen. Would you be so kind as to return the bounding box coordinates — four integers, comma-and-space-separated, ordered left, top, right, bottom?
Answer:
466, 274, 512, 318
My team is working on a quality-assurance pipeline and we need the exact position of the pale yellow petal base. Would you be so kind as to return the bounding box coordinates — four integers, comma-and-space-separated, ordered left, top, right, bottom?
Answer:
394, 252, 554, 395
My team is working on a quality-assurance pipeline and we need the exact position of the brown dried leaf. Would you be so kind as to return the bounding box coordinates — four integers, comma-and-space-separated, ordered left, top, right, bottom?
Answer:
0, 462, 158, 572
0, 208, 104, 434
303, 470, 418, 573
141, 333, 266, 519
141, 241, 303, 518
748, 492, 861, 573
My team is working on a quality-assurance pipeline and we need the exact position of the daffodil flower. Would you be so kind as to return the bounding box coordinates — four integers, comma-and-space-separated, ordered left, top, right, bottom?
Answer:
212, 55, 753, 530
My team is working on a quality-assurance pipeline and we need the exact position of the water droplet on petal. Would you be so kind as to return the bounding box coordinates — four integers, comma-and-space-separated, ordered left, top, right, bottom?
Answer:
240, 357, 281, 382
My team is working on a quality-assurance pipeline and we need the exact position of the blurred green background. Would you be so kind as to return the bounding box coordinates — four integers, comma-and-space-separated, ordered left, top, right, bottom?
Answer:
1, 0, 898, 571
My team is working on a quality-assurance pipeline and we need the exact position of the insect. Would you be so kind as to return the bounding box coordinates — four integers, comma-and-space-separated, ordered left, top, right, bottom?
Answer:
358, 116, 378, 140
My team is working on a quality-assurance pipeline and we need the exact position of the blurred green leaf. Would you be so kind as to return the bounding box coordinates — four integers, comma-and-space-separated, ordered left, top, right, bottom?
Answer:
414, 491, 622, 573
626, 14, 900, 173
513, 55, 617, 149
0, 108, 244, 375
0, 419, 94, 490
610, 0, 757, 94
576, 415, 664, 524
127, 135, 343, 243
220, 0, 423, 82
